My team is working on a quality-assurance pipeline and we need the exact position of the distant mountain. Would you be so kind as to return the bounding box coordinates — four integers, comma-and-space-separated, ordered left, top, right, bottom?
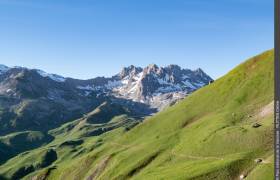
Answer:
0, 64, 212, 134
0, 67, 103, 135
70, 64, 213, 110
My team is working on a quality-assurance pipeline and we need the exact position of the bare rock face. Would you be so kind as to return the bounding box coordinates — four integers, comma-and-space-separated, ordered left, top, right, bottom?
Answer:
119, 65, 143, 79
73, 63, 213, 110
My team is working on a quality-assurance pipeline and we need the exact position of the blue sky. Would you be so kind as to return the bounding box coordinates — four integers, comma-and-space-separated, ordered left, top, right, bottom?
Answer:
0, 0, 273, 79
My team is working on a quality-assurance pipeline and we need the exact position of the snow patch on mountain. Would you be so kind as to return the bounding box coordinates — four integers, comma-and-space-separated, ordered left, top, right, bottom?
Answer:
36, 70, 66, 82
182, 80, 196, 89
194, 82, 205, 88
77, 85, 95, 91
156, 85, 181, 93
105, 80, 122, 89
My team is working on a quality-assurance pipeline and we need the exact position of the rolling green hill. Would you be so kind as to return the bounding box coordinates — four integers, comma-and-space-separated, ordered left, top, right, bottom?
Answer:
0, 131, 53, 164
0, 50, 274, 180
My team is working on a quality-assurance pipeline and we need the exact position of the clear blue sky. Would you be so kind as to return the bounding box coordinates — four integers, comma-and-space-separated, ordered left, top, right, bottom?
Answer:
0, 0, 273, 79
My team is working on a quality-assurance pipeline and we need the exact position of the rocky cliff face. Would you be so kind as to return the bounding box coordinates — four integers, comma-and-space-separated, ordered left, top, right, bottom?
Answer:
75, 64, 212, 110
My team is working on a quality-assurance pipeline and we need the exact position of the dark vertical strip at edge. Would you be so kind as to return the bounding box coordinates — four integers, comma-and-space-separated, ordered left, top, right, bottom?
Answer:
275, 0, 280, 179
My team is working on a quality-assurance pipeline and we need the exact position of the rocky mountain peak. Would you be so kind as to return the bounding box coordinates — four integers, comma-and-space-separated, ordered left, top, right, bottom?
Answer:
193, 68, 212, 81
166, 64, 181, 71
143, 64, 161, 75
147, 64, 158, 69
99, 64, 213, 110
119, 65, 142, 79
194, 68, 205, 74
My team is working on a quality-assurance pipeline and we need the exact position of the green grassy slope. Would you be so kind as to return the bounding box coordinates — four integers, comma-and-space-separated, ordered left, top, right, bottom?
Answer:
0, 131, 53, 164
0, 106, 140, 179
0, 50, 274, 180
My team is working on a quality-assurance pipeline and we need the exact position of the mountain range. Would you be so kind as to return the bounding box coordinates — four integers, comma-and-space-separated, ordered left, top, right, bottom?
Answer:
0, 50, 274, 180
0, 63, 212, 135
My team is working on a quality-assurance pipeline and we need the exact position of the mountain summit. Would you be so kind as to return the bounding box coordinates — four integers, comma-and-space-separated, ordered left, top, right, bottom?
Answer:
75, 64, 213, 109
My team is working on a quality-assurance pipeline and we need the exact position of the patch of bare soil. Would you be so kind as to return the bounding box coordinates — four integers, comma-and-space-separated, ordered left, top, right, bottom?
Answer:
86, 155, 112, 180
257, 101, 273, 119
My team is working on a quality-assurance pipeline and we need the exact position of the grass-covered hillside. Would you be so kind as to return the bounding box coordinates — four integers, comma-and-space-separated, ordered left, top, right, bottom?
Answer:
0, 50, 274, 180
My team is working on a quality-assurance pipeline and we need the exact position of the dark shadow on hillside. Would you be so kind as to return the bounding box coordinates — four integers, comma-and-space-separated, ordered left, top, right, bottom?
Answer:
110, 96, 158, 116
0, 132, 54, 166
